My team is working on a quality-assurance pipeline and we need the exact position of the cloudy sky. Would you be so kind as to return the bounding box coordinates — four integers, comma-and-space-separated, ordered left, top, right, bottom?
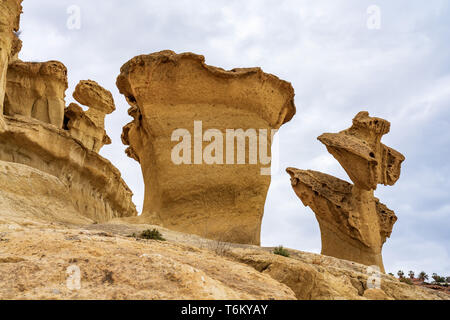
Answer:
18, 0, 449, 276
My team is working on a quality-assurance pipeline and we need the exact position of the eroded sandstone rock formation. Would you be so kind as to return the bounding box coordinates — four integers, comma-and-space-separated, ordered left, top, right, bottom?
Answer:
0, 116, 137, 222
0, 0, 22, 132
5, 60, 68, 128
117, 50, 296, 245
64, 80, 115, 152
287, 112, 405, 272
0, 4, 137, 222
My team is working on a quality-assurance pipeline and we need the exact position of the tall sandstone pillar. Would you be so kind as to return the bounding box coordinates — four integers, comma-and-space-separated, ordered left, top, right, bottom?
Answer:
0, 0, 22, 132
117, 50, 296, 245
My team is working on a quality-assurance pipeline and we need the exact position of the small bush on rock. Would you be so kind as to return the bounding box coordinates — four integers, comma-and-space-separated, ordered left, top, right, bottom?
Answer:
273, 246, 290, 257
130, 229, 166, 241
400, 278, 413, 285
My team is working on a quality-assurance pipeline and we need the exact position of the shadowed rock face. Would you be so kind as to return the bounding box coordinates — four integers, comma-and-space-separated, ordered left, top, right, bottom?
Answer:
64, 80, 115, 153
117, 50, 296, 245
4, 60, 68, 128
287, 112, 404, 272
0, 0, 22, 132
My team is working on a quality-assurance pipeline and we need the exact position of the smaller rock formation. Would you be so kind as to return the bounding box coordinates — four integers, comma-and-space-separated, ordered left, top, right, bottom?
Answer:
318, 111, 404, 190
0, 3, 137, 222
117, 50, 296, 245
64, 80, 115, 152
4, 60, 68, 128
287, 112, 405, 272
0, 116, 137, 222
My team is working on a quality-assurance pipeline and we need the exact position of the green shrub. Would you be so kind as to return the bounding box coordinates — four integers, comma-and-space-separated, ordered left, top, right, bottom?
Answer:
131, 229, 166, 241
273, 246, 290, 257
400, 278, 413, 285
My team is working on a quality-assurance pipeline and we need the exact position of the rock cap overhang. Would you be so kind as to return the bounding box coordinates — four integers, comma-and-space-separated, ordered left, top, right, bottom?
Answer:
116, 50, 296, 126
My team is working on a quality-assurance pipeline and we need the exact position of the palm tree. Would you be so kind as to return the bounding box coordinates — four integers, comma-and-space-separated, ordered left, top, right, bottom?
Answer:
432, 273, 444, 283
418, 271, 428, 282
408, 271, 415, 279
397, 270, 405, 279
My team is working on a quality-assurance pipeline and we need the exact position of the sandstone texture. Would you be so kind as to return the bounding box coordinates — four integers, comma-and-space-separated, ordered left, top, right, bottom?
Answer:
287, 112, 405, 272
0, 160, 93, 225
117, 50, 296, 245
0, 186, 296, 300
0, 117, 137, 222
318, 111, 405, 191
0, 3, 136, 223
4, 60, 68, 128
0, 0, 22, 131
65, 80, 115, 152
0, 191, 446, 300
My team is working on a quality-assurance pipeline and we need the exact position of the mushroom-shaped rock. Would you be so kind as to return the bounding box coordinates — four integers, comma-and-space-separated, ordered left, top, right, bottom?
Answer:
73, 80, 115, 115
318, 111, 405, 190
4, 60, 68, 128
0, 0, 22, 131
287, 112, 404, 272
65, 80, 115, 153
117, 50, 296, 245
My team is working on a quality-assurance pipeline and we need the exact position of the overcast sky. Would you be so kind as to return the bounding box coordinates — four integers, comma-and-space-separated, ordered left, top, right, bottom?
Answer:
18, 0, 449, 276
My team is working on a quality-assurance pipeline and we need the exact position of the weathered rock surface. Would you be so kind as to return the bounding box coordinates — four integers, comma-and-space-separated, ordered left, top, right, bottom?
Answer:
4, 60, 68, 128
0, 195, 446, 300
0, 204, 296, 300
0, 116, 137, 222
0, 160, 93, 225
227, 247, 448, 300
318, 111, 405, 191
0, 0, 22, 130
64, 80, 115, 152
117, 50, 296, 245
0, 113, 6, 132
287, 112, 405, 272
0, 3, 136, 223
